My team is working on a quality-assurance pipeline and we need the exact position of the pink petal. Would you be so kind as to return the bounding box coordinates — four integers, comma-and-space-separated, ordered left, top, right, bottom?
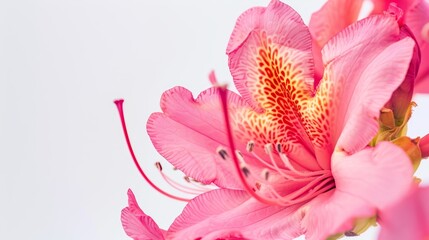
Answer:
319, 14, 415, 154
385, 25, 421, 122
303, 142, 413, 239
309, 0, 365, 87
227, 0, 322, 169
147, 86, 246, 188
406, 0, 429, 93
312, 37, 324, 89
227, 0, 314, 112
168, 189, 304, 240
309, 0, 364, 48
378, 185, 429, 240
121, 189, 165, 240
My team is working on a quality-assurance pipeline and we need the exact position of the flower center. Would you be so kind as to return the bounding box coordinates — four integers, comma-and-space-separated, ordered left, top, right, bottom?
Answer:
219, 87, 335, 206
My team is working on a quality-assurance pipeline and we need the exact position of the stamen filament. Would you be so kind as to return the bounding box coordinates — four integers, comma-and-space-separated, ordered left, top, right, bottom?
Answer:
246, 141, 255, 152
279, 153, 329, 177
188, 179, 216, 191
263, 144, 303, 181
114, 99, 190, 202
250, 151, 279, 170
217, 147, 229, 160
250, 148, 319, 182
159, 170, 206, 195
264, 174, 333, 206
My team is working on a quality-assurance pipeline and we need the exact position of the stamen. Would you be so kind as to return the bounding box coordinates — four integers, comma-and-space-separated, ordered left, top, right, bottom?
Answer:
159, 170, 206, 195
263, 143, 304, 181
217, 88, 335, 207
279, 153, 329, 177
188, 178, 216, 191
246, 141, 255, 152
264, 143, 273, 154
264, 174, 334, 206
241, 166, 251, 178
310, 176, 334, 194
154, 162, 210, 195
184, 176, 191, 182
249, 151, 277, 169
190, 178, 200, 183
262, 168, 270, 181
237, 155, 334, 206
114, 99, 190, 202
247, 146, 300, 181
155, 162, 162, 171
217, 147, 228, 160
276, 143, 282, 153
235, 150, 244, 163
249, 144, 328, 181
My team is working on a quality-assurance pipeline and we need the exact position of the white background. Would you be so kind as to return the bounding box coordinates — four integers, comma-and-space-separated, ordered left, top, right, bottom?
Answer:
1, 0, 428, 239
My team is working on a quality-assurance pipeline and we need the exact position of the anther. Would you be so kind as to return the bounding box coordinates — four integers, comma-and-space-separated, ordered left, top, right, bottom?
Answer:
246, 141, 255, 152
241, 166, 250, 178
276, 143, 282, 153
155, 162, 163, 171
262, 168, 270, 180
184, 176, 191, 182
217, 147, 228, 160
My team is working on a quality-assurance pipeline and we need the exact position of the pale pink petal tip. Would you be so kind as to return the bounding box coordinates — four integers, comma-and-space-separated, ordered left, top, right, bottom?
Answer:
309, 0, 364, 48
121, 189, 165, 240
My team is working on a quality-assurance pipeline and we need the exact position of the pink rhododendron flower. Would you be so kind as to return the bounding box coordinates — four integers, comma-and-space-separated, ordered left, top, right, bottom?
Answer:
378, 185, 429, 240
117, 0, 418, 239
310, 0, 429, 93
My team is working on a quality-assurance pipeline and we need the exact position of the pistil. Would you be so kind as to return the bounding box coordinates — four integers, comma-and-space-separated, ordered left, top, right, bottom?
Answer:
218, 87, 335, 206
114, 99, 191, 202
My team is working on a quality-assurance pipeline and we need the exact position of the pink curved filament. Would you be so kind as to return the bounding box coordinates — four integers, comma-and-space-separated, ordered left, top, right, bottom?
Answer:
114, 99, 191, 202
